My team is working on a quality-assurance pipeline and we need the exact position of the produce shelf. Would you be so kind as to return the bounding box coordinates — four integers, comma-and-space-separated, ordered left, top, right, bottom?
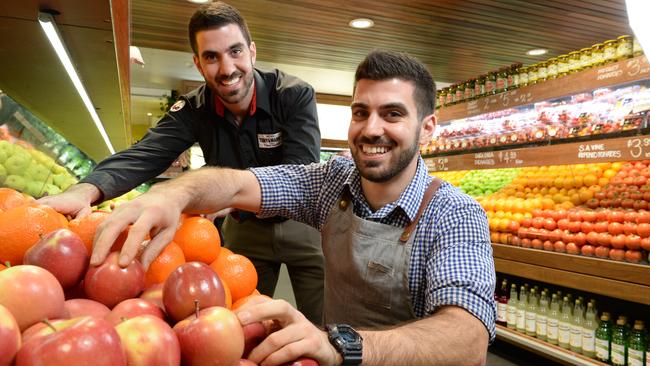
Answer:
495, 325, 609, 366
492, 243, 650, 305
438, 55, 650, 122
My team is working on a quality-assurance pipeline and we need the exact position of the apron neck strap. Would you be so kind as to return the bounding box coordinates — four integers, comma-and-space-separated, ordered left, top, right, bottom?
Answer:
399, 178, 443, 243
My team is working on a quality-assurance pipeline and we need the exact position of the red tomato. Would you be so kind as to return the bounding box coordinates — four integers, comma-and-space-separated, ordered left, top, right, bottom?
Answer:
561, 231, 575, 244
536, 240, 548, 250
595, 209, 609, 222
521, 218, 532, 228
623, 222, 637, 236
557, 219, 570, 231
568, 221, 582, 233
532, 217, 545, 230
636, 223, 650, 238
552, 209, 568, 221
609, 248, 625, 261
521, 238, 531, 248
510, 236, 521, 247
597, 233, 612, 247
581, 221, 594, 234
595, 246, 610, 258
543, 218, 557, 231
640, 238, 650, 251
633, 200, 649, 210
636, 211, 650, 224
610, 234, 627, 249
566, 242, 580, 255
573, 232, 587, 247
549, 229, 563, 242
553, 241, 566, 253
568, 211, 583, 222
593, 221, 609, 233
530, 239, 542, 249
607, 210, 625, 223
580, 244, 595, 257
624, 250, 642, 263
543, 240, 554, 251
608, 222, 624, 235
586, 231, 600, 245
624, 235, 642, 250
623, 211, 638, 223
508, 220, 520, 233
582, 211, 597, 222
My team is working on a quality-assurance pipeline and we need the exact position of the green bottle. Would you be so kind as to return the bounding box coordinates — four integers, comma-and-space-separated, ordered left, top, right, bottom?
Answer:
628, 320, 647, 366
596, 312, 613, 363
570, 299, 584, 353
547, 294, 560, 345
526, 288, 538, 337
559, 296, 572, 349
612, 317, 629, 366
506, 284, 518, 329
516, 286, 527, 333
581, 302, 598, 358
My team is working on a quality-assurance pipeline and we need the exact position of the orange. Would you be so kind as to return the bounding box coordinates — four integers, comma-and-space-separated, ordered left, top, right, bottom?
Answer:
38, 205, 69, 228
0, 205, 67, 265
210, 253, 258, 303
144, 242, 185, 288
232, 293, 270, 311
68, 211, 128, 254
173, 216, 221, 263
222, 280, 233, 309
0, 188, 31, 211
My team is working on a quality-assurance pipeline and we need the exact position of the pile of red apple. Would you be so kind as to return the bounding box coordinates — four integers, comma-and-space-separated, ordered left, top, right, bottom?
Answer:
508, 207, 650, 263
0, 228, 318, 366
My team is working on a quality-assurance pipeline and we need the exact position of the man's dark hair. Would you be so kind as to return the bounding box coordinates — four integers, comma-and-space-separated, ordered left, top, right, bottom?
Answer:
188, 1, 252, 55
354, 50, 436, 121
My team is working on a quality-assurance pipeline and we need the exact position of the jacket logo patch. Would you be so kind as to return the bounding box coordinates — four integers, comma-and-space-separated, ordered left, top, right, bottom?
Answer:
170, 100, 185, 112
258, 132, 282, 148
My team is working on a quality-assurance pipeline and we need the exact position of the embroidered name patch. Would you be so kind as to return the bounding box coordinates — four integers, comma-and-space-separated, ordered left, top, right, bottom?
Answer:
257, 132, 282, 148
170, 100, 185, 112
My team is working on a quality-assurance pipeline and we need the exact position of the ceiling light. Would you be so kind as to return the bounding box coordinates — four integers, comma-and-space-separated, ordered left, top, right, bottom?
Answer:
349, 18, 374, 29
526, 48, 548, 56
146, 112, 152, 116
626, 0, 650, 54
38, 11, 115, 155
187, 0, 210, 3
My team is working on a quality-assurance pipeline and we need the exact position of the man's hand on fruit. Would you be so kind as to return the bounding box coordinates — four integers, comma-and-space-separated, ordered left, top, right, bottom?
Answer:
37, 183, 101, 218
235, 298, 341, 366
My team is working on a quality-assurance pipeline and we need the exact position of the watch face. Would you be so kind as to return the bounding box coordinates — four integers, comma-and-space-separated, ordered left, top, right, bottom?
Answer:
341, 331, 359, 343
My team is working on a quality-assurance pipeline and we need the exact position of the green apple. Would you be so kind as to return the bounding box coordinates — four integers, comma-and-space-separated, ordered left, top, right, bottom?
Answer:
51, 164, 67, 175
25, 179, 44, 198
0, 163, 6, 184
0, 140, 14, 160
4, 175, 26, 191
25, 163, 52, 183
4, 153, 32, 176
41, 184, 62, 196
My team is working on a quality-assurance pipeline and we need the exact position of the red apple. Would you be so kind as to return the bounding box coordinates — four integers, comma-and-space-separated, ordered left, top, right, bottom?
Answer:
84, 252, 145, 308
174, 306, 244, 366
15, 316, 126, 366
23, 228, 89, 290
0, 304, 20, 366
163, 262, 226, 322
21, 319, 69, 344
115, 315, 180, 366
140, 283, 165, 311
242, 322, 268, 358
64, 299, 110, 319
64, 280, 87, 300
0, 265, 65, 330
106, 298, 165, 326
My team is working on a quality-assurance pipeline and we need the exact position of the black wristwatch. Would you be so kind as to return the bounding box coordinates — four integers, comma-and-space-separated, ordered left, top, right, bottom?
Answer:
325, 324, 363, 365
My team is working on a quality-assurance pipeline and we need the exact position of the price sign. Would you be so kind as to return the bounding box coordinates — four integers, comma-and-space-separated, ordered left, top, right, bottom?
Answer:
425, 157, 449, 172
498, 151, 518, 164
626, 137, 650, 159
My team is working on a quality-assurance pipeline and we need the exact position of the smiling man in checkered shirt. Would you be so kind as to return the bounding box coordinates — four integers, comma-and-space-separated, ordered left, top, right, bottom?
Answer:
93, 50, 496, 366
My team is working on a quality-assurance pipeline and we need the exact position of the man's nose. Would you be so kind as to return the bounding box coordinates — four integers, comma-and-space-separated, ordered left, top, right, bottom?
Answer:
219, 56, 237, 77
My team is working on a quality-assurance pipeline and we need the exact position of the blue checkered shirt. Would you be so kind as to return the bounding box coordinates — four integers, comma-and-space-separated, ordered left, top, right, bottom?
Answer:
251, 156, 496, 341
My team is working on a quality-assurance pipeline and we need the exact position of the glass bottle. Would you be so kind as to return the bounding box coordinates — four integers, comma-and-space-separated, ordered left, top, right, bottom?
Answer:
455, 81, 465, 103
604, 39, 618, 64
570, 298, 584, 353
536, 291, 549, 341
579, 47, 592, 69
516, 285, 527, 333
464, 79, 476, 101
537, 61, 548, 83
559, 296, 572, 349
496, 67, 508, 93
445, 85, 454, 106
557, 54, 569, 76
547, 293, 560, 345
596, 312, 613, 363
568, 51, 581, 74
591, 43, 605, 66
475, 74, 485, 98
582, 302, 598, 358
628, 320, 647, 366
546, 57, 558, 79
485, 71, 497, 95
612, 316, 629, 366
438, 87, 448, 107
496, 279, 509, 326
525, 288, 538, 336
507, 283, 518, 329
518, 66, 529, 87
528, 63, 539, 85
617, 35, 634, 61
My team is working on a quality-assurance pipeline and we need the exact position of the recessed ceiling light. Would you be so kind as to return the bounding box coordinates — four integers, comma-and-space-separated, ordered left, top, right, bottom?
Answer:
349, 18, 374, 29
526, 48, 548, 56
146, 112, 152, 116
187, 0, 210, 3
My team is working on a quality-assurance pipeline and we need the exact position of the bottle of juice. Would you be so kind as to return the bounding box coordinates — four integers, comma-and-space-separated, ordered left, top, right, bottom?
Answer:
596, 312, 613, 363
496, 279, 509, 326
506, 283, 518, 329
547, 293, 560, 345
526, 288, 538, 337
612, 316, 629, 366
516, 285, 527, 333
628, 320, 647, 366
536, 291, 549, 341
582, 302, 598, 358
559, 296, 572, 349
570, 298, 584, 353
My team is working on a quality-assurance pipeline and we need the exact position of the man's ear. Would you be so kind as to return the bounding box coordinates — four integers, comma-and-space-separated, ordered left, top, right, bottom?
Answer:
249, 41, 257, 65
193, 54, 204, 78
419, 114, 436, 146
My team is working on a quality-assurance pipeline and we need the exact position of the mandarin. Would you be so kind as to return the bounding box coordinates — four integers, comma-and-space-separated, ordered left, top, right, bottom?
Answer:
173, 216, 221, 263
210, 253, 257, 303
0, 205, 67, 265
144, 241, 185, 288
69, 211, 127, 254
0, 187, 31, 211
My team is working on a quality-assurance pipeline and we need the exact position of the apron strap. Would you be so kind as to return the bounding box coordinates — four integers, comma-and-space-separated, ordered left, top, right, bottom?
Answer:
399, 178, 443, 243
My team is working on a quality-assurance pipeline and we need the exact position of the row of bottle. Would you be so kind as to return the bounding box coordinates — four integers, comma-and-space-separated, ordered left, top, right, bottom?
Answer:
438, 34, 645, 108
495, 279, 649, 365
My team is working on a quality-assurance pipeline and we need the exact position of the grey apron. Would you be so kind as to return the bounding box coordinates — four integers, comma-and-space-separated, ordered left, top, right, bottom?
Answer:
321, 179, 442, 327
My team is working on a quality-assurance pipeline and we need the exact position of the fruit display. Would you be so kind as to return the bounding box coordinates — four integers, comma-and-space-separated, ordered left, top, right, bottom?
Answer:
423, 80, 650, 155
0, 191, 317, 365
438, 161, 650, 265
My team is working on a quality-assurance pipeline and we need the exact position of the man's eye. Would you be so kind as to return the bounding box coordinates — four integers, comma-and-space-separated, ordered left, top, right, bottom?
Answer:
387, 111, 403, 118
352, 110, 367, 118
232, 48, 242, 56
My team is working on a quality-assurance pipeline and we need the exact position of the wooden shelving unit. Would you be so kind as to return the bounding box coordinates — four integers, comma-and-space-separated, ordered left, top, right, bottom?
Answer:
492, 243, 650, 305
496, 325, 610, 366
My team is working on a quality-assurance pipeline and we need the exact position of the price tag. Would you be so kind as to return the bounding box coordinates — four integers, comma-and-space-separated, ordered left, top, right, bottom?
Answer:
626, 137, 650, 159
425, 157, 449, 172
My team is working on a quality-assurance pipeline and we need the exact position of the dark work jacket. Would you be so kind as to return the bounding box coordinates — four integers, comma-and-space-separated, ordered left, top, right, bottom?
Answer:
81, 68, 321, 201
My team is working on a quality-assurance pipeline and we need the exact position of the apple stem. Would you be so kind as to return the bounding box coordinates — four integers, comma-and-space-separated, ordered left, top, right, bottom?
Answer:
42, 319, 56, 332
3, 261, 10, 268
120, 316, 128, 323
194, 299, 200, 318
